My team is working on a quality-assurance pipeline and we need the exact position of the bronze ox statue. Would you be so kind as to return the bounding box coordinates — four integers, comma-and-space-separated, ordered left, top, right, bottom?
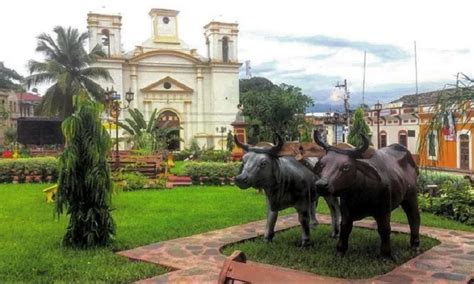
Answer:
234, 134, 341, 247
313, 131, 420, 259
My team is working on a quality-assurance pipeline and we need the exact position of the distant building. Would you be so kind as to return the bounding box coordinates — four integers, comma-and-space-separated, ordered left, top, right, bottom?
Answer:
8, 91, 42, 128
0, 90, 41, 143
305, 112, 349, 145
87, 8, 241, 150
365, 88, 473, 172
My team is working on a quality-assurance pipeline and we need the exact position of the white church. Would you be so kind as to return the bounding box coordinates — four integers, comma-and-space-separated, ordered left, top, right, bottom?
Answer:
87, 8, 240, 150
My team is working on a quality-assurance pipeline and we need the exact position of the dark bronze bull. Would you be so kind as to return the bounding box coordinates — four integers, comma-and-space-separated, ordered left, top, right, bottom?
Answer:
313, 131, 420, 259
234, 134, 340, 246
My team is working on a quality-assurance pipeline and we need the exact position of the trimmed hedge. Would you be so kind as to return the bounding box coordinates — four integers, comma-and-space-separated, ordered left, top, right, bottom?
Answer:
200, 150, 231, 162
0, 157, 59, 183
183, 162, 241, 185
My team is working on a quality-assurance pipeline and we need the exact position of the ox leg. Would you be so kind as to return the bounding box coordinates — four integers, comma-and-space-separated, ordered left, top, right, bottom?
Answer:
324, 196, 341, 238
336, 216, 353, 256
401, 199, 420, 249
264, 198, 278, 242
375, 214, 393, 259
297, 210, 312, 247
310, 199, 319, 228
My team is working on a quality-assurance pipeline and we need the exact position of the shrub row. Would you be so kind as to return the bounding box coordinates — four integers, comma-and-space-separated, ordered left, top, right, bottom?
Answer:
417, 171, 474, 225
183, 161, 241, 185
174, 149, 232, 162
0, 157, 59, 183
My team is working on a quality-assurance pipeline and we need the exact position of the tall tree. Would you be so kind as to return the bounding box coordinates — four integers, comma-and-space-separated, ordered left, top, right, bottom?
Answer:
25, 26, 112, 118
0, 62, 24, 91
240, 77, 313, 142
56, 90, 115, 248
348, 107, 371, 147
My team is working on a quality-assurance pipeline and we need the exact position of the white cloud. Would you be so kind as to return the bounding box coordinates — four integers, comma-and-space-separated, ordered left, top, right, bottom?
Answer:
1, 0, 474, 103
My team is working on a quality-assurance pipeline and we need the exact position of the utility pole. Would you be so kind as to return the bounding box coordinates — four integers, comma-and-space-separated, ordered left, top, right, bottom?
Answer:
335, 79, 350, 141
362, 51, 366, 106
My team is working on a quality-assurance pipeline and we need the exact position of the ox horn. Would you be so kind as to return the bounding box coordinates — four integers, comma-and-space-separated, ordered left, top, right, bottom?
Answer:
270, 133, 284, 154
354, 134, 370, 156
313, 130, 329, 150
234, 134, 249, 151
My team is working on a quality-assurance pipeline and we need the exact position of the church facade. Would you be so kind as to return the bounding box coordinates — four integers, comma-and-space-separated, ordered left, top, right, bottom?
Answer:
87, 8, 240, 150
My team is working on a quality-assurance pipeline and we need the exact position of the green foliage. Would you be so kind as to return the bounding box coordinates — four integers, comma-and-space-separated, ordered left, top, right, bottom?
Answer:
25, 26, 112, 118
183, 162, 241, 185
419, 178, 474, 225
348, 107, 371, 147
226, 130, 234, 151
0, 157, 58, 182
223, 225, 439, 279
118, 172, 147, 191
416, 171, 459, 194
200, 150, 231, 162
240, 77, 313, 142
0, 62, 24, 91
119, 108, 181, 152
3, 127, 17, 145
56, 93, 115, 248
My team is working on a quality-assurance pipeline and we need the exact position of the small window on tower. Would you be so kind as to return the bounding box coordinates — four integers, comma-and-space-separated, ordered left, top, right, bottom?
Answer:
164, 82, 172, 89
222, 36, 229, 62
163, 17, 170, 24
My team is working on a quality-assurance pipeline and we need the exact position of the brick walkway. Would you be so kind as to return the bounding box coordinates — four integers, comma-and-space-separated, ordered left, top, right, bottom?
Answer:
118, 214, 474, 283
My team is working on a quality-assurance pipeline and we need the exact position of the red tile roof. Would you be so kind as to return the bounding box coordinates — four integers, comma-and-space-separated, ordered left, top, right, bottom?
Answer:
16, 92, 42, 102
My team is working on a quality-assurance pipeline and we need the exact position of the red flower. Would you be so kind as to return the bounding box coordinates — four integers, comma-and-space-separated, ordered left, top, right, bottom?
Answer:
2, 150, 13, 158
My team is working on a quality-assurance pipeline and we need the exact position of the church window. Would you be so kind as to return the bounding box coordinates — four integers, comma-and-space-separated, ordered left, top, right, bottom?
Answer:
163, 17, 170, 24
164, 82, 172, 89
101, 29, 110, 57
222, 36, 229, 62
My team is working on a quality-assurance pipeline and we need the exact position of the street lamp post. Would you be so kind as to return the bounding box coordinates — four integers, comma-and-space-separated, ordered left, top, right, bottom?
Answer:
374, 101, 382, 149
105, 87, 134, 170
216, 126, 227, 151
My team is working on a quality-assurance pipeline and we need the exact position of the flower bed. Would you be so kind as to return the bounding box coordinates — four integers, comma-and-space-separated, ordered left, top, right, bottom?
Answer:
0, 157, 58, 183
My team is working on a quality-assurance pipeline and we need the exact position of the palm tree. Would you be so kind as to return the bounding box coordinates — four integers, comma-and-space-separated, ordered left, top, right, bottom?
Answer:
118, 108, 181, 152
25, 26, 112, 118
0, 62, 24, 91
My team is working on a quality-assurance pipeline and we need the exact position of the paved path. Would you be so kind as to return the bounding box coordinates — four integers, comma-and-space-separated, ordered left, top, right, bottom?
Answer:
118, 214, 474, 283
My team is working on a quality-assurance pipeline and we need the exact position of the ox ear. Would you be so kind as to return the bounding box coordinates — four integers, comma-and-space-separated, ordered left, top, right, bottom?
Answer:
355, 159, 382, 183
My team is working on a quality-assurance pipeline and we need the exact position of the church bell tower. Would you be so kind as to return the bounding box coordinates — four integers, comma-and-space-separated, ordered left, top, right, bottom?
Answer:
149, 9, 180, 44
87, 13, 122, 57
204, 21, 239, 63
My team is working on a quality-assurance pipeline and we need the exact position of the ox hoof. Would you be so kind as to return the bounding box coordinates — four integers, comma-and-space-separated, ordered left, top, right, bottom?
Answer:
331, 232, 340, 239
335, 251, 345, 257
380, 253, 396, 262
310, 221, 319, 228
299, 240, 313, 248
263, 237, 273, 243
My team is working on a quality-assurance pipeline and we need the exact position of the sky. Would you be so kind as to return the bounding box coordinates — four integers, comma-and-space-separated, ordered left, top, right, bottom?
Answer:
2, 0, 474, 110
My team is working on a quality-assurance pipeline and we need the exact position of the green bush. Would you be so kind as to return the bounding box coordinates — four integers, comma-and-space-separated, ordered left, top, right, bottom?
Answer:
173, 149, 193, 161
417, 171, 462, 195
200, 150, 231, 162
419, 178, 474, 225
183, 162, 241, 185
119, 172, 147, 191
0, 157, 58, 183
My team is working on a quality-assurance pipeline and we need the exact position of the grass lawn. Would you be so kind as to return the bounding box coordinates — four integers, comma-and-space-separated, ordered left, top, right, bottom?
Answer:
0, 184, 278, 282
0, 183, 471, 282
222, 225, 439, 279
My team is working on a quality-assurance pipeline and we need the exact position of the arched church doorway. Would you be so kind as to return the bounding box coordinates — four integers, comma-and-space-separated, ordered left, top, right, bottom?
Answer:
156, 110, 180, 151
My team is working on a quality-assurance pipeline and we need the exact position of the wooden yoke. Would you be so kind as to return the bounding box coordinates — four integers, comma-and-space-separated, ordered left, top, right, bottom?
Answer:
253, 141, 375, 160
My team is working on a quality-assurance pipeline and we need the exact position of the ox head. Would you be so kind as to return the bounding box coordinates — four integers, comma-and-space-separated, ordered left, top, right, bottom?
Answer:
234, 134, 284, 189
313, 131, 381, 196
